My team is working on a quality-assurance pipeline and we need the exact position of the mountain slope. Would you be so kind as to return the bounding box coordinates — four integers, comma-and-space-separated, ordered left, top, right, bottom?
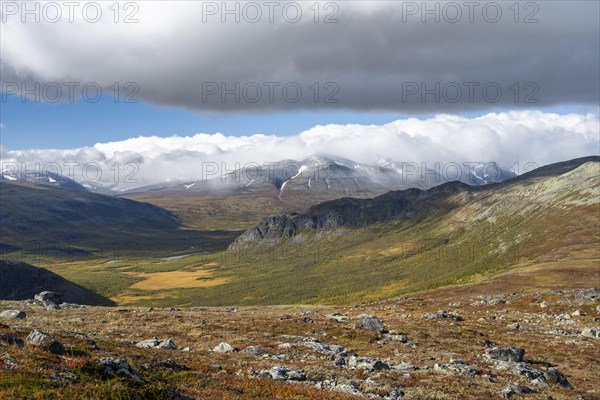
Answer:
0, 260, 115, 306
115, 156, 598, 306
0, 181, 237, 258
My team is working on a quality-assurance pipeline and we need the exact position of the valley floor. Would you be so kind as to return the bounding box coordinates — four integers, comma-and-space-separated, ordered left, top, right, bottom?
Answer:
1, 286, 599, 400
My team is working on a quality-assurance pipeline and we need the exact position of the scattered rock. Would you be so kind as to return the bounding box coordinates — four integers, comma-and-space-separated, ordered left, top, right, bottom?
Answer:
93, 358, 141, 382
299, 311, 321, 317
161, 359, 188, 372
581, 327, 600, 339
392, 362, 419, 371
0, 334, 24, 347
1, 352, 18, 369
571, 310, 584, 317
494, 361, 545, 382
540, 301, 550, 308
26, 329, 65, 355
501, 382, 536, 398
0, 310, 26, 319
543, 367, 572, 388
302, 338, 346, 355
347, 355, 390, 371
242, 346, 263, 356
34, 291, 64, 309
58, 302, 84, 309
574, 288, 600, 301
384, 388, 405, 399
434, 359, 480, 376
423, 310, 464, 321
485, 347, 525, 362
135, 337, 180, 350
327, 313, 349, 322
472, 296, 508, 306
355, 314, 386, 333
260, 366, 306, 381
379, 330, 408, 344
315, 380, 364, 396
212, 342, 236, 353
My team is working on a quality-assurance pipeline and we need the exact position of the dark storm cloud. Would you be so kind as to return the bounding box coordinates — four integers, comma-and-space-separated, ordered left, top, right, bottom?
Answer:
1, 1, 598, 113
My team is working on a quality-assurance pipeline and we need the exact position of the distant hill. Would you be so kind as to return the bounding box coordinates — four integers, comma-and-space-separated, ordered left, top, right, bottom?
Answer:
0, 260, 115, 306
0, 180, 230, 255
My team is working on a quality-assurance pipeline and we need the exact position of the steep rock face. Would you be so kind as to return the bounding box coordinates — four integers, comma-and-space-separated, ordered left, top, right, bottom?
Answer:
233, 181, 472, 246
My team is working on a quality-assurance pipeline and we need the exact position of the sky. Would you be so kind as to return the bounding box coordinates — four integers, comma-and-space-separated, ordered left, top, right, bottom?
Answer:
0, 1, 599, 186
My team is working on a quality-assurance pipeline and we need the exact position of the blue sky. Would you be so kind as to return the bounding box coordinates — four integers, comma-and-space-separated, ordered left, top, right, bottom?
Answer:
0, 95, 406, 149
1, 95, 597, 150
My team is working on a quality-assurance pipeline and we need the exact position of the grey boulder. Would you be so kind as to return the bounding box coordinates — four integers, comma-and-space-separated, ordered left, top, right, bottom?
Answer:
485, 347, 525, 362
0, 310, 26, 319
94, 358, 141, 382
355, 314, 386, 333
34, 291, 64, 308
26, 329, 65, 355
212, 342, 236, 353
135, 337, 180, 350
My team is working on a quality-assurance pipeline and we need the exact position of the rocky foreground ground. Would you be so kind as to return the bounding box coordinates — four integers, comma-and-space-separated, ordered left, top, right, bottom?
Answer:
1, 288, 599, 400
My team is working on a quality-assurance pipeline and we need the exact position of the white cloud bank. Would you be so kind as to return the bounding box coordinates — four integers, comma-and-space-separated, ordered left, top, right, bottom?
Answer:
1, 111, 598, 190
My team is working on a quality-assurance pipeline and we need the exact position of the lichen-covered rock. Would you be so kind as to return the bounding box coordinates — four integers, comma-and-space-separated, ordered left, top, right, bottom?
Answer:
302, 338, 346, 355
423, 310, 464, 321
500, 382, 536, 398
26, 329, 65, 355
434, 359, 480, 376
581, 327, 600, 339
212, 342, 236, 353
260, 366, 306, 381
485, 347, 525, 362
347, 355, 390, 371
135, 337, 180, 350
34, 291, 64, 308
355, 314, 386, 333
543, 367, 571, 388
93, 358, 141, 382
315, 380, 365, 397
242, 346, 263, 356
0, 310, 26, 319
493, 361, 545, 382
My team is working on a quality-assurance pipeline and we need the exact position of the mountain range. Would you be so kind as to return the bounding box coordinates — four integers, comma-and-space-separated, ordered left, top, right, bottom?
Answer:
122, 155, 515, 230
0, 155, 597, 306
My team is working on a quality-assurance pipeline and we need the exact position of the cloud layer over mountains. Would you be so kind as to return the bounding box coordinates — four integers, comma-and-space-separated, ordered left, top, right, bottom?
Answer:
2, 1, 598, 113
1, 111, 598, 190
